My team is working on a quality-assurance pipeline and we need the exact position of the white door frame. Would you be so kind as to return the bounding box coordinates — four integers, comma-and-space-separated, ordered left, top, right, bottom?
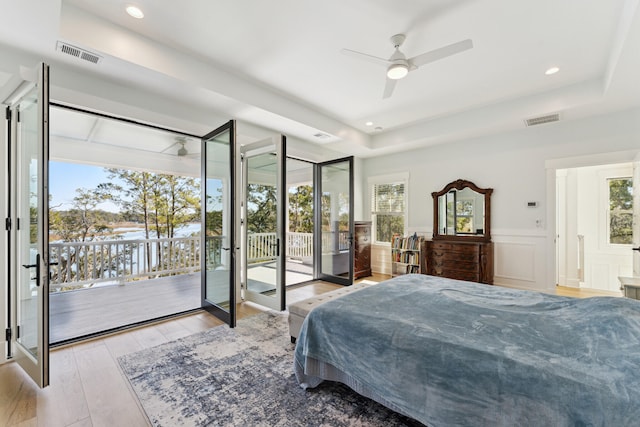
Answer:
546, 149, 640, 289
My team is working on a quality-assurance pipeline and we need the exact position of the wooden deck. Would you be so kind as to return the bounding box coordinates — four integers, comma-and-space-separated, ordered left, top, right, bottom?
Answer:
50, 274, 202, 343
50, 263, 314, 344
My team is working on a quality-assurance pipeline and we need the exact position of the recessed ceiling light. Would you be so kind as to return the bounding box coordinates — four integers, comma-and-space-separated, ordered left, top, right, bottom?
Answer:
365, 121, 373, 126
126, 5, 144, 19
545, 67, 559, 75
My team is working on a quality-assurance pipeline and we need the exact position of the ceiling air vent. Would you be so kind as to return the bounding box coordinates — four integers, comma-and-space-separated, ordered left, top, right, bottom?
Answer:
524, 113, 560, 127
56, 41, 102, 65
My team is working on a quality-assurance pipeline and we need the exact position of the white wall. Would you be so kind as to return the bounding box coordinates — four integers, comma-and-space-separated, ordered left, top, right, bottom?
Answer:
363, 107, 640, 292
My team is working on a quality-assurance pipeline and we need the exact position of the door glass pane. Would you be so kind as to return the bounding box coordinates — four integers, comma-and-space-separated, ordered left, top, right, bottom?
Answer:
320, 161, 351, 279
286, 158, 314, 285
16, 86, 40, 357
608, 177, 633, 244
204, 130, 231, 309
246, 152, 278, 295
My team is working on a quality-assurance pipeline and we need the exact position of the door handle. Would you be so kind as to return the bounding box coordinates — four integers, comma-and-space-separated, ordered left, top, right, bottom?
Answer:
633, 247, 640, 252
22, 254, 41, 286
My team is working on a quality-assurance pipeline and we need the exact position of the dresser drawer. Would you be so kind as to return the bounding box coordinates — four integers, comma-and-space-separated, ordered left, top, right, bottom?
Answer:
431, 250, 478, 263
431, 241, 480, 254
431, 259, 479, 272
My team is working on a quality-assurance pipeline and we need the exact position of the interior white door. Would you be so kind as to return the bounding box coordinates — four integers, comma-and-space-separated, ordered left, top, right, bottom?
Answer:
5, 63, 50, 387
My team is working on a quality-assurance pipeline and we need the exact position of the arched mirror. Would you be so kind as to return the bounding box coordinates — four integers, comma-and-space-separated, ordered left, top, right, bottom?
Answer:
432, 179, 492, 242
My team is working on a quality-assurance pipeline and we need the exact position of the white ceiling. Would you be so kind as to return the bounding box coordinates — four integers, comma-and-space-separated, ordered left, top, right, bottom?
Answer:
1, 0, 639, 158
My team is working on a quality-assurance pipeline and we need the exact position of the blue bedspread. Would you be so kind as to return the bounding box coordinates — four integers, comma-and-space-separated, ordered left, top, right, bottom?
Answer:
294, 274, 640, 426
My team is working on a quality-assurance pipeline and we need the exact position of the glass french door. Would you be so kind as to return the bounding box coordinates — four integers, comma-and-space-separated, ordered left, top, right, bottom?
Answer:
5, 63, 50, 387
201, 121, 236, 327
240, 136, 286, 311
316, 157, 354, 286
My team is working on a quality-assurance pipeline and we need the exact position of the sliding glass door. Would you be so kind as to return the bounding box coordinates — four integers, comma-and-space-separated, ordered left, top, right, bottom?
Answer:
202, 121, 236, 327
316, 157, 354, 286
5, 63, 50, 387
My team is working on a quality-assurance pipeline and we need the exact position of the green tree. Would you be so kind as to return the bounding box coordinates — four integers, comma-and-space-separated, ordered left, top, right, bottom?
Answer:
49, 188, 112, 242
246, 183, 277, 233
104, 169, 200, 270
288, 185, 313, 233
49, 187, 114, 288
609, 178, 633, 244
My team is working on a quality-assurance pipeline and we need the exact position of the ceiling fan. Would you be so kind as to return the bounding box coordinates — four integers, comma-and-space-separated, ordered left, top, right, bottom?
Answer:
162, 136, 198, 158
342, 34, 473, 99
176, 138, 188, 156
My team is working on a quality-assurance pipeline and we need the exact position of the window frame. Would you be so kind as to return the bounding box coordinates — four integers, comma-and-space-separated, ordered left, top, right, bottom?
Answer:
368, 173, 409, 245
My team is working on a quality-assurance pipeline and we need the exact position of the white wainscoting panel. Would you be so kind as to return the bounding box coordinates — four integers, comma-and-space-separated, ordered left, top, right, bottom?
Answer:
372, 244, 392, 276
495, 242, 536, 282
492, 230, 551, 292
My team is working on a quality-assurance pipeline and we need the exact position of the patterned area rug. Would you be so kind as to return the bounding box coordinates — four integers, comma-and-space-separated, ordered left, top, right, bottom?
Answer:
118, 312, 424, 426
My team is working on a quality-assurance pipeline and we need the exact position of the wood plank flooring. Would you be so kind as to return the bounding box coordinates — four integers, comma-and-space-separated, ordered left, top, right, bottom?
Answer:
0, 274, 618, 426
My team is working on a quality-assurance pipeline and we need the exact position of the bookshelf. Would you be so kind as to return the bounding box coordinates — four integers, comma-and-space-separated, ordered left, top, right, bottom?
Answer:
391, 233, 424, 277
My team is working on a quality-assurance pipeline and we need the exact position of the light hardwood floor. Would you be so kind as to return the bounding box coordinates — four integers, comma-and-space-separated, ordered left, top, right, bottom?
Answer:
0, 275, 618, 426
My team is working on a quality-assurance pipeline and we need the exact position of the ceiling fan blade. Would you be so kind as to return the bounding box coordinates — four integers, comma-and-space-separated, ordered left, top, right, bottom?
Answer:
383, 78, 397, 99
409, 39, 473, 68
341, 48, 391, 67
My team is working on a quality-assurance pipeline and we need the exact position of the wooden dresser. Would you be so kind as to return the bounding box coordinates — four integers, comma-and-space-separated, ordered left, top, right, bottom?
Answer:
428, 179, 495, 285
354, 221, 372, 279
425, 240, 494, 284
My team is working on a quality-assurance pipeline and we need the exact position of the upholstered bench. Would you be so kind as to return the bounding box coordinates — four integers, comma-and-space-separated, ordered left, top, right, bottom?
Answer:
288, 281, 377, 342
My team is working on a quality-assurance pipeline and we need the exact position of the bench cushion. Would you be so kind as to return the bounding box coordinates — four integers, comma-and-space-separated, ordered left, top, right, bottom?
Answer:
288, 281, 377, 339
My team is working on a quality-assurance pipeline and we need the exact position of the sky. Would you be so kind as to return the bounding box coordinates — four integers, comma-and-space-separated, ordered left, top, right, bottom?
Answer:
49, 161, 120, 212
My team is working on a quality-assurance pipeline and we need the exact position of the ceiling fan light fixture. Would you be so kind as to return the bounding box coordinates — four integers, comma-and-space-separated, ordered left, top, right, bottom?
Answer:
387, 63, 408, 80
545, 66, 559, 75
126, 5, 144, 19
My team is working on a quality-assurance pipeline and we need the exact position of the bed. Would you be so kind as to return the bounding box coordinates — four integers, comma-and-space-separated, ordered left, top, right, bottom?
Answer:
294, 274, 640, 426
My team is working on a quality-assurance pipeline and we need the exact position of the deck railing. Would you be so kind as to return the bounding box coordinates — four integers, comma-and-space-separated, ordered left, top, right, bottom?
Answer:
49, 232, 318, 292
49, 236, 203, 292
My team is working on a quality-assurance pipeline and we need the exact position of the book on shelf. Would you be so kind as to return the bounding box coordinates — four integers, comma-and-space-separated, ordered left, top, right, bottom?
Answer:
391, 233, 425, 276
391, 233, 424, 251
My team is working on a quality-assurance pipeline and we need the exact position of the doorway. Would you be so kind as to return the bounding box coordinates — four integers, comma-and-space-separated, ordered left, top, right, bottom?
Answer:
556, 162, 634, 292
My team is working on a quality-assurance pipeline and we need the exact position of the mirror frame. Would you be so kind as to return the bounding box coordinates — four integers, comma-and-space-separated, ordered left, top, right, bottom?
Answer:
432, 179, 493, 242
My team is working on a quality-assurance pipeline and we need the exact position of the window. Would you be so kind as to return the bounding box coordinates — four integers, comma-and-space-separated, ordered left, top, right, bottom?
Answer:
608, 177, 633, 244
456, 199, 474, 233
371, 181, 405, 244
